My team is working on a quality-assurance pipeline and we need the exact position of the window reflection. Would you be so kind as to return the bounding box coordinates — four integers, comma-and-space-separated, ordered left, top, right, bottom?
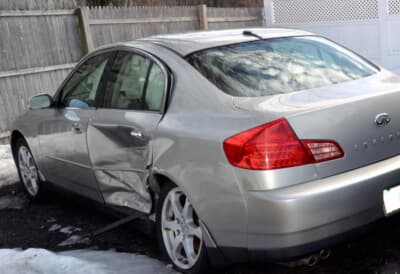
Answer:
188, 36, 378, 97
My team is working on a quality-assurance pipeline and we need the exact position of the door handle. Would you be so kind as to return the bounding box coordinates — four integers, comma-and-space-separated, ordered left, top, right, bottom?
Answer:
130, 130, 143, 138
72, 122, 81, 133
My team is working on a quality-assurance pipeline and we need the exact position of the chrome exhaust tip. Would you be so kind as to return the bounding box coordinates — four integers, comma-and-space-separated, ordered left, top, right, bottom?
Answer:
279, 249, 331, 268
319, 249, 331, 261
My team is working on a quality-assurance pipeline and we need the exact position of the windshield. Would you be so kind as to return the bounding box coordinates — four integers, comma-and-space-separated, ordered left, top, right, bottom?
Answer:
187, 36, 379, 97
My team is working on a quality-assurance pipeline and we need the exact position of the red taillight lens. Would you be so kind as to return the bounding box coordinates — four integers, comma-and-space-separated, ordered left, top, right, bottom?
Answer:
223, 118, 344, 170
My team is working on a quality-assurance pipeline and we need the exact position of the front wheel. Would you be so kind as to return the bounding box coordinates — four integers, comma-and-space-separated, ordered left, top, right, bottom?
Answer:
156, 183, 210, 274
15, 139, 44, 200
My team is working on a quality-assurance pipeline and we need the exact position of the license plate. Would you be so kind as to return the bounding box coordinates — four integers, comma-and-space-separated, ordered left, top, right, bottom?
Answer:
383, 186, 400, 215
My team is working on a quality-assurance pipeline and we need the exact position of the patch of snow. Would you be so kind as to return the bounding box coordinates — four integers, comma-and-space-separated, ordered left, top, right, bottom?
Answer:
0, 248, 179, 274
48, 224, 82, 235
58, 235, 91, 247
0, 145, 18, 187
0, 194, 26, 210
59, 226, 81, 235
47, 218, 57, 223
48, 224, 62, 232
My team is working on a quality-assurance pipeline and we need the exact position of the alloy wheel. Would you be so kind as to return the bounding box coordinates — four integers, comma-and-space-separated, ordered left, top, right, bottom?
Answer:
161, 187, 203, 270
18, 146, 39, 197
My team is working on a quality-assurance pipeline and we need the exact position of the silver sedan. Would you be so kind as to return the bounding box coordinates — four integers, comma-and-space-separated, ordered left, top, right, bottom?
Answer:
10, 28, 400, 273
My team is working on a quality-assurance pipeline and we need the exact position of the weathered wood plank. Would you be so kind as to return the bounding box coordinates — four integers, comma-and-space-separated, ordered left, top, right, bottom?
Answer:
207, 7, 264, 30
89, 16, 197, 25
0, 0, 77, 10
0, 14, 83, 71
0, 63, 76, 79
77, 7, 95, 53
0, 10, 75, 17
0, 131, 10, 139
208, 16, 262, 23
198, 4, 208, 30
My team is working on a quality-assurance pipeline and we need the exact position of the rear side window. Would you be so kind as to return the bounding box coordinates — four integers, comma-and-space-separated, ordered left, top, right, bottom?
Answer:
145, 65, 165, 111
104, 51, 165, 111
106, 52, 151, 110
187, 36, 378, 97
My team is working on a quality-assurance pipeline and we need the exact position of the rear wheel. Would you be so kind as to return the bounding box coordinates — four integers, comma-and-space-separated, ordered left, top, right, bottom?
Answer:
15, 139, 44, 199
156, 182, 210, 274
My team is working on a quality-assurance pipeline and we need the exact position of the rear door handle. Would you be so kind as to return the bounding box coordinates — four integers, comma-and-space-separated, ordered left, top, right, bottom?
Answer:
130, 130, 143, 138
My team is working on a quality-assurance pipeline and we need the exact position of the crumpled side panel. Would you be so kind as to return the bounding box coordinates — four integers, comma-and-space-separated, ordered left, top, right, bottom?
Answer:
94, 169, 152, 213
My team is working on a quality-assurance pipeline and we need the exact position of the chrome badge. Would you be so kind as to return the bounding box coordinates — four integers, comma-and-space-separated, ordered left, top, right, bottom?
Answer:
375, 113, 391, 126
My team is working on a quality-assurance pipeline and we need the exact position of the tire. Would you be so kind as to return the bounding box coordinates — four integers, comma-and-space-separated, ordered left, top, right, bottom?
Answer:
156, 182, 210, 274
14, 138, 45, 200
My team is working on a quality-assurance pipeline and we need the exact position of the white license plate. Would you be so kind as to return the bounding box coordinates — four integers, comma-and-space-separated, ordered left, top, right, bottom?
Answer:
383, 186, 400, 215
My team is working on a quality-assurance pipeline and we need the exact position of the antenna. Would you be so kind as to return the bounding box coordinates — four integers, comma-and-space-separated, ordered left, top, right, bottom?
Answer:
242, 30, 263, 40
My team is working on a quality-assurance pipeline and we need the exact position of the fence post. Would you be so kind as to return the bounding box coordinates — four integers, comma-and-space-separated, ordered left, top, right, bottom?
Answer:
77, 7, 94, 53
198, 4, 208, 30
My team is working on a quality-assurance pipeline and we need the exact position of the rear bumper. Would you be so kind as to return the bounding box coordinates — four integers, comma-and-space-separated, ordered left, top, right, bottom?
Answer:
220, 155, 400, 263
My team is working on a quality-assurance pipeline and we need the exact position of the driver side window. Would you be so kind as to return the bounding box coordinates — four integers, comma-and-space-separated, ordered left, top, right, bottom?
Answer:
61, 53, 111, 108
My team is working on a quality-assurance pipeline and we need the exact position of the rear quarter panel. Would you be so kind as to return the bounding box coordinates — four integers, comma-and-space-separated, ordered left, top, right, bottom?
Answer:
138, 43, 270, 249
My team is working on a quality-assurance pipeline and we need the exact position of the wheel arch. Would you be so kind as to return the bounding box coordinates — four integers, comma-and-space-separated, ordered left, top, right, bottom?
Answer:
10, 130, 26, 159
149, 172, 177, 211
150, 170, 229, 267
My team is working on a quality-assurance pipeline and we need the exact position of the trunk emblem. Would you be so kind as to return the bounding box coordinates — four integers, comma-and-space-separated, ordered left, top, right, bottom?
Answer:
375, 113, 391, 126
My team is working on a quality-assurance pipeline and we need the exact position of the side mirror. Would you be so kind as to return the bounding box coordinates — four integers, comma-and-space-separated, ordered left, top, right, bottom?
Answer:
29, 94, 54, 110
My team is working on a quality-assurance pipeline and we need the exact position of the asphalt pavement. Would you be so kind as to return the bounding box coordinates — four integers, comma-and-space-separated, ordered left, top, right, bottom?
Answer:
1, 183, 400, 273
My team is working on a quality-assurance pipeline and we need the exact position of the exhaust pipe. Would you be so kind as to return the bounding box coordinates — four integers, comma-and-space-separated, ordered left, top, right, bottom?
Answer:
319, 249, 331, 261
302, 255, 319, 267
279, 249, 331, 267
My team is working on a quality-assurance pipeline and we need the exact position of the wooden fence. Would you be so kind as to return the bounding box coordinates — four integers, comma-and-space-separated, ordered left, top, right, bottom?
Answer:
86, 6, 263, 48
0, 0, 78, 10
0, 0, 263, 9
0, 9, 82, 137
82, 0, 264, 7
0, 5, 264, 137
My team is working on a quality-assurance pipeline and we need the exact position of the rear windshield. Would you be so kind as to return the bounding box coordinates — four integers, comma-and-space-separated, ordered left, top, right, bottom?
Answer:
187, 36, 378, 97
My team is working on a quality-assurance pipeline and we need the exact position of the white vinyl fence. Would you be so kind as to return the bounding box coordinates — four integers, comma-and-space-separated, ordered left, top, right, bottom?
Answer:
264, 0, 400, 72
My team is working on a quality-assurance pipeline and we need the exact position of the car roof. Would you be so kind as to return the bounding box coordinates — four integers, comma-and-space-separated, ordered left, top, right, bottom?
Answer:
137, 28, 313, 56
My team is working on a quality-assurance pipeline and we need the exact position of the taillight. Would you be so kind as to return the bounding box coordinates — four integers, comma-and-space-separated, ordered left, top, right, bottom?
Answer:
223, 118, 344, 170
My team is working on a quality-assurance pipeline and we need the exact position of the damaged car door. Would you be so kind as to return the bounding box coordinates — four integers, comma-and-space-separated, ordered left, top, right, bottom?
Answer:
87, 50, 167, 213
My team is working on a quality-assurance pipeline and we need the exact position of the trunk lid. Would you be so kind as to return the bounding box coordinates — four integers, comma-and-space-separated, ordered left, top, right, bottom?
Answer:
233, 71, 400, 178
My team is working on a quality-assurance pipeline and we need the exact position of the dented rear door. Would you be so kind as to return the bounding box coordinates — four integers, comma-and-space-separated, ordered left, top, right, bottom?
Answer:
88, 110, 161, 213
87, 50, 167, 213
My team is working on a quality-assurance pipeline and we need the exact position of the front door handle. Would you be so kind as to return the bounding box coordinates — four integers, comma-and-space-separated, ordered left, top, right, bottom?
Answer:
130, 130, 143, 138
72, 122, 81, 133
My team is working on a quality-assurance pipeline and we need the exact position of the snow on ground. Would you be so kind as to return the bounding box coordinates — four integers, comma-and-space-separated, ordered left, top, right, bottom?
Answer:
0, 145, 179, 274
58, 235, 91, 247
47, 224, 90, 247
48, 224, 81, 235
59, 226, 82, 235
0, 194, 26, 210
0, 145, 18, 187
49, 224, 63, 232
0, 248, 178, 274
